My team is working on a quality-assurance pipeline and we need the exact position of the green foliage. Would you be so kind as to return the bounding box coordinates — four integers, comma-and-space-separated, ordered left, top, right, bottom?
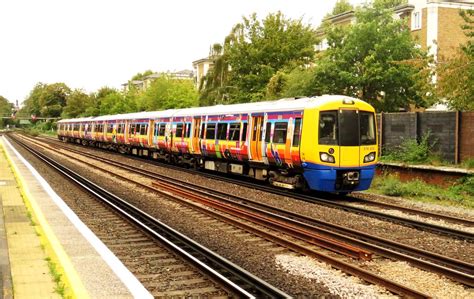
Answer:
217, 11, 318, 104
62, 89, 91, 118
132, 70, 153, 81
21, 83, 71, 117
139, 75, 198, 110
0, 95, 13, 128
437, 10, 474, 111
462, 159, 474, 169
373, 0, 407, 9
331, 0, 353, 16
382, 133, 436, 164
313, 3, 435, 112
371, 174, 474, 208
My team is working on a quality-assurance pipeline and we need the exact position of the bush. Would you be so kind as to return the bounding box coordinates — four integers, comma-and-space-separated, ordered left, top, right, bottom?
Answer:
462, 159, 474, 169
382, 133, 436, 164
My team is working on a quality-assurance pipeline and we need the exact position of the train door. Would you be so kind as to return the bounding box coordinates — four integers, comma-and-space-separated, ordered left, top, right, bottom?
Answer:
192, 117, 201, 155
250, 115, 264, 162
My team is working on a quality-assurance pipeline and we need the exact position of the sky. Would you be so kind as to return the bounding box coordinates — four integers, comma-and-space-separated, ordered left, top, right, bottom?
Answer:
0, 0, 365, 105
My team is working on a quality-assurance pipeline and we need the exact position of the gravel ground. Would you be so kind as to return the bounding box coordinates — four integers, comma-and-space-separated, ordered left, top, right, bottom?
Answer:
353, 192, 474, 220
18, 136, 474, 297
343, 202, 474, 234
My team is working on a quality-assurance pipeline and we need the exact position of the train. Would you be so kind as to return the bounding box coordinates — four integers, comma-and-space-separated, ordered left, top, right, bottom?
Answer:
57, 95, 378, 193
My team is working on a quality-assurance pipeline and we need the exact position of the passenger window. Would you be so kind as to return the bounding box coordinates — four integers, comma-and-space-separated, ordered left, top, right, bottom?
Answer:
186, 123, 191, 138
229, 123, 240, 141
200, 123, 205, 139
319, 111, 338, 145
158, 124, 166, 136
176, 123, 183, 137
217, 123, 227, 140
265, 122, 272, 143
273, 122, 288, 144
292, 118, 302, 147
242, 123, 248, 141
140, 124, 147, 135
206, 123, 216, 139
129, 124, 136, 136
107, 124, 114, 133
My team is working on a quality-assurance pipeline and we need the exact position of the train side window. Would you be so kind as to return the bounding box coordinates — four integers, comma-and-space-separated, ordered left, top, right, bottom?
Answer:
217, 123, 227, 140
229, 123, 240, 141
129, 124, 136, 136
200, 123, 205, 139
264, 122, 272, 143
206, 123, 216, 139
273, 122, 288, 144
319, 111, 338, 145
154, 123, 159, 136
242, 123, 248, 142
158, 124, 165, 136
292, 118, 302, 146
107, 124, 114, 133
175, 123, 183, 137
186, 123, 191, 138
140, 124, 148, 135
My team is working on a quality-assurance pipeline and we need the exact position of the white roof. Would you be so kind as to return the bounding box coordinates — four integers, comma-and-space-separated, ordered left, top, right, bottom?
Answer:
58, 95, 362, 123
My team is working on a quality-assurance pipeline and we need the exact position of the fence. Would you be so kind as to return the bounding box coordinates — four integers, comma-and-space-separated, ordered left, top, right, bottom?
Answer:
378, 111, 473, 163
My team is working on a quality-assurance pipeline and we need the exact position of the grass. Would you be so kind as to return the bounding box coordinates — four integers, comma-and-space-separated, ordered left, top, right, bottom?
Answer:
45, 257, 66, 297
369, 174, 474, 209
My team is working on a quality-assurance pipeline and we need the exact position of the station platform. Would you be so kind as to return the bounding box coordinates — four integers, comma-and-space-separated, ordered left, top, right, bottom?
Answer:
0, 136, 153, 299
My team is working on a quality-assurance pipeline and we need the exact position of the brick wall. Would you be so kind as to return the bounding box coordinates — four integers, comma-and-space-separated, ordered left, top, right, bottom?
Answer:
460, 112, 474, 163
437, 7, 470, 63
418, 112, 456, 162
381, 113, 417, 151
379, 111, 468, 163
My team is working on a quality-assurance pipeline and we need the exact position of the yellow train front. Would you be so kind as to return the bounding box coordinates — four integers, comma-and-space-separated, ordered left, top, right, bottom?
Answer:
300, 97, 378, 193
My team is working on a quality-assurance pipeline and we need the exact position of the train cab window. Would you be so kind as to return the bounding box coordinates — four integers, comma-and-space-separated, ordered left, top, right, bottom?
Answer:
217, 123, 227, 140
186, 123, 191, 138
273, 122, 288, 144
242, 123, 248, 142
175, 123, 183, 137
319, 111, 338, 145
360, 112, 376, 145
206, 123, 216, 139
229, 123, 240, 141
339, 110, 359, 146
264, 122, 272, 143
158, 124, 165, 136
139, 124, 148, 135
292, 118, 302, 146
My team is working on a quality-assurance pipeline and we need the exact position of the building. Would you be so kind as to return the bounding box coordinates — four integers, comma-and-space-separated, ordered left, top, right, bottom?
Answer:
317, 0, 474, 63
121, 70, 194, 93
192, 57, 214, 89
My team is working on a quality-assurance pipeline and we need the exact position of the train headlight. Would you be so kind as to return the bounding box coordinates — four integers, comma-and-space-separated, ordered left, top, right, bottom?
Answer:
364, 152, 376, 163
320, 152, 335, 163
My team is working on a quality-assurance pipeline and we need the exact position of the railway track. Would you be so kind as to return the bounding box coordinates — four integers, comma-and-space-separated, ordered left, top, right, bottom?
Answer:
14, 134, 474, 294
10, 135, 290, 298
40, 134, 474, 238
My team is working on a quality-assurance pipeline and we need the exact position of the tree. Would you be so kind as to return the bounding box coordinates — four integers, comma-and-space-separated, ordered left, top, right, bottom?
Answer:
199, 43, 231, 106
62, 89, 91, 118
331, 0, 353, 16
22, 83, 71, 117
0, 96, 13, 128
373, 0, 407, 10
215, 12, 317, 104
139, 75, 198, 110
437, 9, 474, 111
311, 3, 434, 112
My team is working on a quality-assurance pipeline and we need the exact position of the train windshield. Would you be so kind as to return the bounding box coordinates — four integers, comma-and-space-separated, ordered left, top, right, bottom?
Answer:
319, 110, 376, 146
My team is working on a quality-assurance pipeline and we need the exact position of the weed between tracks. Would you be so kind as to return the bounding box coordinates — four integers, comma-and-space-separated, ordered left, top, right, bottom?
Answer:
370, 174, 474, 208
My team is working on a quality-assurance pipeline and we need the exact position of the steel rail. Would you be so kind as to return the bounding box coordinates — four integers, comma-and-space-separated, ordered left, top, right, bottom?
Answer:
15, 135, 431, 298
25, 134, 474, 286
11, 136, 290, 299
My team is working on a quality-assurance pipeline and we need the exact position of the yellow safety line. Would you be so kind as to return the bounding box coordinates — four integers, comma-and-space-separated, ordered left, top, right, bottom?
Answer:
0, 139, 90, 299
